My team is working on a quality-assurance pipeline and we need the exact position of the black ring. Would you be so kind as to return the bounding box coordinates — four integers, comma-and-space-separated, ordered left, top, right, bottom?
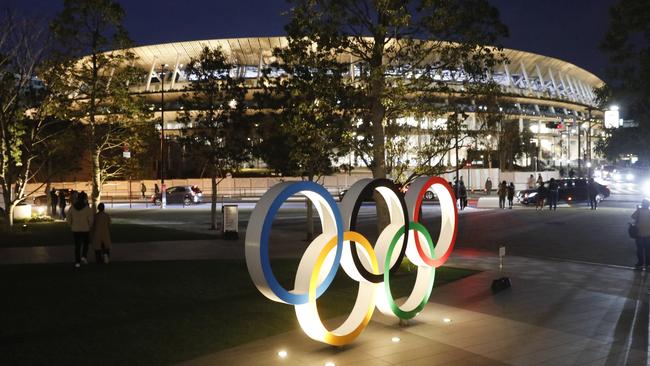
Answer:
348, 179, 409, 283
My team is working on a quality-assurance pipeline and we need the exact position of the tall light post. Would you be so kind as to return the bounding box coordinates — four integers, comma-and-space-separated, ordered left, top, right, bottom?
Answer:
160, 64, 168, 209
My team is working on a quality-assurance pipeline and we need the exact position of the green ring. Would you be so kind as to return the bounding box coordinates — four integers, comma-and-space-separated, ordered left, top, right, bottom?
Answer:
383, 221, 436, 320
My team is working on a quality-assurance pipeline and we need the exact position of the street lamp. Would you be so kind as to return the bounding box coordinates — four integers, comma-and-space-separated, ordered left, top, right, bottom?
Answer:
160, 64, 168, 209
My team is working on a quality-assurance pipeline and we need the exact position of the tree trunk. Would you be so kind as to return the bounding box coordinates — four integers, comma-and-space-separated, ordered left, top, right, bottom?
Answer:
91, 149, 101, 210
210, 173, 217, 231
369, 35, 390, 232
7, 202, 15, 228
45, 158, 52, 216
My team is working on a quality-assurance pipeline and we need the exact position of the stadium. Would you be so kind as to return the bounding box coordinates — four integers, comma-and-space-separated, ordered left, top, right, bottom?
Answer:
119, 37, 606, 176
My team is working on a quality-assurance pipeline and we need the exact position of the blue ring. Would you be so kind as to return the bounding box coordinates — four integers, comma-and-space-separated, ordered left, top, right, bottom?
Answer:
260, 181, 343, 305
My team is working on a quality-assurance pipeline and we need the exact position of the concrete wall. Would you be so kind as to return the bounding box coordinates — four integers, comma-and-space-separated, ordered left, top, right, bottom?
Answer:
498, 171, 559, 191
21, 168, 557, 202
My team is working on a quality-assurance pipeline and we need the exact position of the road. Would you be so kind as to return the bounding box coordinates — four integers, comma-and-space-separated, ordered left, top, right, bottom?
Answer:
106, 189, 646, 268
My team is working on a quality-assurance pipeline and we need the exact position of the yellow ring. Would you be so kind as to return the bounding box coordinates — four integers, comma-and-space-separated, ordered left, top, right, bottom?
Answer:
308, 231, 379, 346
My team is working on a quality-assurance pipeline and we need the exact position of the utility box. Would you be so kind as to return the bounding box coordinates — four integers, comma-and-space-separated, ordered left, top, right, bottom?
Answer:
222, 204, 239, 240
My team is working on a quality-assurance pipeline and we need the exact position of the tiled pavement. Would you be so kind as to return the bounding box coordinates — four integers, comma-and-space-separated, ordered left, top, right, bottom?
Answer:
182, 251, 650, 366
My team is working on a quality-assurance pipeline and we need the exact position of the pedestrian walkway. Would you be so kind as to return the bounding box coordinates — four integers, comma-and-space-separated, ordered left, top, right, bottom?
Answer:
181, 250, 650, 366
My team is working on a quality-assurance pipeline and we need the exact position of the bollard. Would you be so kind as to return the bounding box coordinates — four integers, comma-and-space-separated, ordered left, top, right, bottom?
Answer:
491, 245, 511, 293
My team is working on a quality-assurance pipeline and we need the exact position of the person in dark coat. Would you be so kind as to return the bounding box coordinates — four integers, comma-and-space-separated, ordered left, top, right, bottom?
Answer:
507, 182, 515, 209
140, 182, 147, 199
58, 190, 67, 220
498, 180, 507, 209
632, 199, 650, 269
458, 181, 468, 210
50, 188, 58, 217
548, 178, 559, 211
588, 179, 599, 210
536, 182, 547, 211
485, 177, 492, 195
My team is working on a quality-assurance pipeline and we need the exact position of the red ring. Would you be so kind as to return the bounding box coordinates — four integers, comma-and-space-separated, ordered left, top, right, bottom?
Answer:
413, 177, 458, 267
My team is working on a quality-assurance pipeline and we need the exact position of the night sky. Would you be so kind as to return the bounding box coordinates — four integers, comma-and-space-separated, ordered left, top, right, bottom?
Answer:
8, 0, 616, 80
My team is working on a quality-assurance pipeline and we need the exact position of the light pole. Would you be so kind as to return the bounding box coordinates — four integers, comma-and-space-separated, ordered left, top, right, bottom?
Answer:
160, 64, 168, 209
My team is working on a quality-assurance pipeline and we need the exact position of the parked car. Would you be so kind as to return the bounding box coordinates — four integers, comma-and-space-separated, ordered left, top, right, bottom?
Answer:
338, 182, 407, 201
152, 185, 203, 205
517, 178, 610, 205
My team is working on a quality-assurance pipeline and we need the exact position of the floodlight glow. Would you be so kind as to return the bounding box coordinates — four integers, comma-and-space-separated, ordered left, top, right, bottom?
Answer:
391, 337, 401, 343
443, 318, 452, 323
324, 362, 336, 366
277, 350, 288, 358
642, 181, 650, 197
245, 177, 458, 346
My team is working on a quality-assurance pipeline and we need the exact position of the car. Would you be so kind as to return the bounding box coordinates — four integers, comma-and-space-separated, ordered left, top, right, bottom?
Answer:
338, 182, 408, 201
152, 185, 203, 205
517, 178, 610, 205
594, 165, 617, 180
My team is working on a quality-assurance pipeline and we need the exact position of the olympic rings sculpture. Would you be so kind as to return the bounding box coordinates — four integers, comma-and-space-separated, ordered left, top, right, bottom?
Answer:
245, 176, 458, 346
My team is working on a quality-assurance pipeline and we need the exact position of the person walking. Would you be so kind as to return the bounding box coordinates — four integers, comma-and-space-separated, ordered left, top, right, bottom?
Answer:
507, 182, 515, 209
67, 192, 93, 268
535, 182, 547, 210
588, 179, 599, 210
498, 180, 507, 209
50, 188, 58, 217
569, 168, 575, 178
458, 181, 468, 210
548, 178, 559, 211
154, 183, 160, 195
527, 174, 535, 189
536, 173, 544, 186
92, 203, 112, 264
140, 182, 147, 199
632, 199, 650, 269
58, 190, 67, 220
485, 177, 492, 195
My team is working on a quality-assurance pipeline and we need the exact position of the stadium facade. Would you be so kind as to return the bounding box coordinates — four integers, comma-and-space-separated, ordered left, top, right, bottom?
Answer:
121, 37, 605, 175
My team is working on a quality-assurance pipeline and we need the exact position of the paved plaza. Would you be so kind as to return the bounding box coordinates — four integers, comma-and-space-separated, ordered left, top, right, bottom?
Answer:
183, 250, 650, 366
2, 193, 648, 365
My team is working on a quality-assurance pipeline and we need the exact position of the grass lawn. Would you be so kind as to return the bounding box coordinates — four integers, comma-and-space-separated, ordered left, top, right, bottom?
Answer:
0, 260, 478, 365
1, 222, 218, 247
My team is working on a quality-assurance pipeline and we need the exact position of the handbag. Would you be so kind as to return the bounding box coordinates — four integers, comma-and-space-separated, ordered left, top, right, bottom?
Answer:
629, 223, 638, 239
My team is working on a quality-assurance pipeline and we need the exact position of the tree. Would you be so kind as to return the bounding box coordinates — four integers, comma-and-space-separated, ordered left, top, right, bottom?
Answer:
51, 0, 150, 209
256, 34, 354, 240
600, 0, 650, 162
0, 12, 71, 228
179, 46, 252, 231
284, 0, 507, 183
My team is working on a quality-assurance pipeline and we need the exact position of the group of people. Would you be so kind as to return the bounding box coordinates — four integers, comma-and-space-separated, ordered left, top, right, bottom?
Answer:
140, 182, 160, 199
530, 175, 561, 211
452, 179, 468, 210
493, 180, 516, 209
49, 188, 71, 219
49, 189, 113, 268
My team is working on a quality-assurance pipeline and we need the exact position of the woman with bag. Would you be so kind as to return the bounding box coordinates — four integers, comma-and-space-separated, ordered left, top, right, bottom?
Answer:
631, 199, 650, 269
67, 192, 93, 268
